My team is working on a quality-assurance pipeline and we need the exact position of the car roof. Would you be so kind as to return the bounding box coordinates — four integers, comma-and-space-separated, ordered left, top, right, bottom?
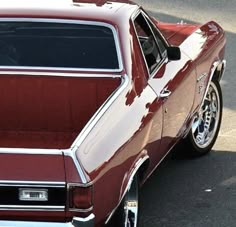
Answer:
0, 0, 139, 26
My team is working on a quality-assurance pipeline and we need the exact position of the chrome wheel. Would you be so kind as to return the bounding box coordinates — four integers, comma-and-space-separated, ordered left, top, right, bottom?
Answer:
191, 81, 221, 149
123, 176, 139, 227
173, 79, 222, 158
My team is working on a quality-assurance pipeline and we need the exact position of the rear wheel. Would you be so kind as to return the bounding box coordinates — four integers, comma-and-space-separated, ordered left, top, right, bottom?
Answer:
177, 79, 222, 157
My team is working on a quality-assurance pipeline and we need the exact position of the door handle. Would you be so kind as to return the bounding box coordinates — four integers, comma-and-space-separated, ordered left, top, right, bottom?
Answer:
160, 89, 171, 98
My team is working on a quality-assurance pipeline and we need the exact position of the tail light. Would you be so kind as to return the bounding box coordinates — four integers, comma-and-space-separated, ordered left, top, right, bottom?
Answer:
69, 184, 93, 210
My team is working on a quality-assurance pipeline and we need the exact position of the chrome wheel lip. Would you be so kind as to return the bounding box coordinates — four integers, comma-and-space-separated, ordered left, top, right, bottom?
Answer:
123, 178, 138, 227
191, 82, 220, 149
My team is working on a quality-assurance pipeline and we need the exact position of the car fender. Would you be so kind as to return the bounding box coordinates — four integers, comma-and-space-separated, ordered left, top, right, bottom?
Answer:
105, 153, 149, 224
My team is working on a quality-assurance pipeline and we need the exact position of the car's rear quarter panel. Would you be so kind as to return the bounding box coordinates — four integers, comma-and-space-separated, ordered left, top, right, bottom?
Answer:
76, 19, 164, 225
76, 16, 227, 226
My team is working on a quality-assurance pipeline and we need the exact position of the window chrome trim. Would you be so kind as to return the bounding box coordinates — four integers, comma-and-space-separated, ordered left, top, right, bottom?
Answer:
141, 11, 169, 79
0, 180, 66, 187
0, 148, 63, 155
131, 10, 150, 78
0, 18, 123, 72
0, 66, 122, 74
0, 205, 64, 211
0, 70, 122, 78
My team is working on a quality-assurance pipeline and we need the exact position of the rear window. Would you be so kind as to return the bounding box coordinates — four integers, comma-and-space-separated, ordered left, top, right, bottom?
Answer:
0, 21, 119, 70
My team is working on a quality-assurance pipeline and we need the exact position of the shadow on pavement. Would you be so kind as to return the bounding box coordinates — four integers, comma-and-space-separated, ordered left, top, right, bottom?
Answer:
139, 150, 236, 227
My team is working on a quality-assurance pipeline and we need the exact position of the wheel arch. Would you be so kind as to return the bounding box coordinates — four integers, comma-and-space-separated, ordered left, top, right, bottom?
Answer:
105, 155, 150, 225
199, 59, 226, 110
120, 155, 150, 201
137, 158, 150, 185
212, 59, 226, 82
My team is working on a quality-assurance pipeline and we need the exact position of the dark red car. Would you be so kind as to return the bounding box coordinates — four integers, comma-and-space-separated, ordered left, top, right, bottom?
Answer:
0, 0, 226, 226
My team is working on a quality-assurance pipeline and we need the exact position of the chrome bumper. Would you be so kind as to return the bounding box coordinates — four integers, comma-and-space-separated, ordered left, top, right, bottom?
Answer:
0, 214, 95, 227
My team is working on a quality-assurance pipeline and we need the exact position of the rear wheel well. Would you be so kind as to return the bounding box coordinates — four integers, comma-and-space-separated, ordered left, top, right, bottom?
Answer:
137, 159, 150, 184
105, 157, 150, 226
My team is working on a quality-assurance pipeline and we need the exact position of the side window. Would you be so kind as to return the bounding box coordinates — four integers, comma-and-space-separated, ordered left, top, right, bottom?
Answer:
134, 13, 162, 74
147, 18, 167, 56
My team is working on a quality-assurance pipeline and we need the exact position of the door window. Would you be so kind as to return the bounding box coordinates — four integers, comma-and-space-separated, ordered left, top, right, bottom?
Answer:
146, 17, 167, 56
133, 13, 164, 75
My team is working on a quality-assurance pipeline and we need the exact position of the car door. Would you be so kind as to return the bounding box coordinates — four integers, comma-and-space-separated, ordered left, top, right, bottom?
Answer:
134, 11, 197, 156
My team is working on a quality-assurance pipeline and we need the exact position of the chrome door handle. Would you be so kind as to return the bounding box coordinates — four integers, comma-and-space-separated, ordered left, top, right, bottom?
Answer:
160, 89, 171, 98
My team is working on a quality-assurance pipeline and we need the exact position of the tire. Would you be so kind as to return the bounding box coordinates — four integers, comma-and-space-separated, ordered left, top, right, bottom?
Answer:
176, 79, 222, 158
109, 175, 139, 227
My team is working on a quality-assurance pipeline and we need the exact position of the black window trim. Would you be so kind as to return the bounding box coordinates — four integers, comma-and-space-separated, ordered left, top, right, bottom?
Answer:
142, 12, 168, 57
141, 10, 169, 48
132, 9, 168, 78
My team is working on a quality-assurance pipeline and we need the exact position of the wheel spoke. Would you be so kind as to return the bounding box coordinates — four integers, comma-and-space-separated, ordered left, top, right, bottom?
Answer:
192, 118, 201, 134
202, 105, 209, 113
191, 82, 221, 149
211, 96, 218, 112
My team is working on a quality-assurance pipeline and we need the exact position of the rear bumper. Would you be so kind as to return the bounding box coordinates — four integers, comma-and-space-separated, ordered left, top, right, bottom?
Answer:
0, 214, 95, 227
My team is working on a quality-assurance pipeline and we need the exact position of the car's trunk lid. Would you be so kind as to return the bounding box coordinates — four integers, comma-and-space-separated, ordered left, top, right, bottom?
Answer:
0, 151, 67, 221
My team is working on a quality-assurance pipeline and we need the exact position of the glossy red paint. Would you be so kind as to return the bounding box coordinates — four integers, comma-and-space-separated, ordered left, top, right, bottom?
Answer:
75, 8, 226, 226
64, 156, 84, 183
0, 153, 65, 181
158, 22, 199, 46
0, 74, 120, 148
0, 210, 67, 222
0, 0, 226, 226
149, 57, 196, 152
0, 1, 138, 32
179, 21, 226, 111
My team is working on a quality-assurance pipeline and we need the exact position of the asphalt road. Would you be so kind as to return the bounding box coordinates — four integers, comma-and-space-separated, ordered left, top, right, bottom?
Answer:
134, 0, 236, 226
